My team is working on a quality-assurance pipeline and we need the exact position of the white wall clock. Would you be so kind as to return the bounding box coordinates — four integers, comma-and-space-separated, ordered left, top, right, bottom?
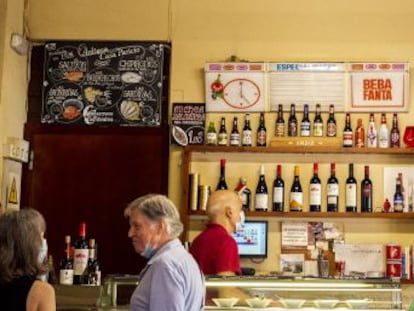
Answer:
205, 63, 266, 112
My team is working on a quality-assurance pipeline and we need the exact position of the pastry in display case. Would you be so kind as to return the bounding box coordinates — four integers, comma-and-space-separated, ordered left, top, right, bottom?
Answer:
204, 276, 402, 310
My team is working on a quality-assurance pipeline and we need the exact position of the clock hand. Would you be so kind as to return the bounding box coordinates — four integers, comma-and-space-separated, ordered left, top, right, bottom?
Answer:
239, 81, 244, 98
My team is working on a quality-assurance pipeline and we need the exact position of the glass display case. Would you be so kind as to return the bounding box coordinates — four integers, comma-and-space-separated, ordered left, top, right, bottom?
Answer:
205, 276, 402, 310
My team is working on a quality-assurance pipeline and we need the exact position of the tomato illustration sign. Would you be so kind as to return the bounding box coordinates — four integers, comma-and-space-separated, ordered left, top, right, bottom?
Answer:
205, 63, 266, 112
42, 41, 170, 126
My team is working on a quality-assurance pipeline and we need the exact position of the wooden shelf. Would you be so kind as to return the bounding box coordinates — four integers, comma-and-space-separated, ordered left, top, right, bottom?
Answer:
184, 145, 414, 155
189, 210, 414, 219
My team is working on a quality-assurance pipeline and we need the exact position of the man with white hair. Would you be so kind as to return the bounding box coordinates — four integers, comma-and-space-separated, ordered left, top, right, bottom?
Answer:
190, 189, 244, 276
125, 193, 204, 311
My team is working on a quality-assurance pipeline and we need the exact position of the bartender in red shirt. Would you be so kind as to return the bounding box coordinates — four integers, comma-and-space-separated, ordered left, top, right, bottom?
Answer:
190, 189, 244, 276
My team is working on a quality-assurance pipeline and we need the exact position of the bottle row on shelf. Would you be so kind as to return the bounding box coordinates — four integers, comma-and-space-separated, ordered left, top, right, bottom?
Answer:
58, 222, 101, 286
188, 159, 413, 214
205, 104, 405, 148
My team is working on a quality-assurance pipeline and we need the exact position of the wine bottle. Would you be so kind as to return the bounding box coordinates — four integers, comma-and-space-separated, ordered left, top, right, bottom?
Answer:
85, 238, 101, 285
47, 255, 58, 284
378, 113, 389, 148
235, 177, 251, 212
272, 164, 284, 212
287, 103, 297, 137
206, 121, 217, 145
217, 117, 228, 146
300, 104, 311, 137
326, 104, 337, 137
230, 117, 240, 146
361, 165, 373, 212
59, 235, 74, 285
257, 112, 267, 146
398, 172, 406, 212
390, 113, 400, 148
367, 113, 377, 148
289, 165, 303, 212
216, 159, 228, 190
309, 162, 322, 212
275, 104, 285, 137
73, 222, 89, 285
327, 163, 339, 212
345, 163, 357, 212
313, 103, 323, 137
342, 113, 353, 147
242, 113, 252, 146
355, 118, 365, 148
393, 177, 404, 212
255, 164, 269, 211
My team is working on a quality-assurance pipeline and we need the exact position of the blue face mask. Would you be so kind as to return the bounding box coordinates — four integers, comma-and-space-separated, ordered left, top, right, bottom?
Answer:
38, 238, 48, 264
140, 243, 157, 259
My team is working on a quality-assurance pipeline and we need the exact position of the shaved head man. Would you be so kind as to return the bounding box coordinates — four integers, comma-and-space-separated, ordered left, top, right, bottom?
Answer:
190, 190, 244, 276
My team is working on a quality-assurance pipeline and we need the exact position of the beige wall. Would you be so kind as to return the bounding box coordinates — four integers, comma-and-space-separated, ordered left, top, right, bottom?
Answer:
3, 0, 412, 275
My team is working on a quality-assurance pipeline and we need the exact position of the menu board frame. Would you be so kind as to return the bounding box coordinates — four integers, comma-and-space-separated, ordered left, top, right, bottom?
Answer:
41, 41, 170, 126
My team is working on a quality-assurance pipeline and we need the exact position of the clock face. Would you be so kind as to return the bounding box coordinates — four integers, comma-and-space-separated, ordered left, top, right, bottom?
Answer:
223, 78, 261, 109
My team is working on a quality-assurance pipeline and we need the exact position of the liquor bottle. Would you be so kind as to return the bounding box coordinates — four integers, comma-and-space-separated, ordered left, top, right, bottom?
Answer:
235, 177, 251, 212
326, 104, 337, 137
327, 163, 339, 212
289, 165, 303, 212
398, 172, 406, 212
47, 255, 58, 284
242, 113, 252, 146
342, 113, 353, 147
272, 164, 284, 212
230, 117, 240, 146
367, 113, 377, 148
255, 164, 269, 211
206, 121, 217, 145
355, 118, 365, 148
345, 163, 357, 212
287, 103, 298, 136
313, 103, 323, 137
217, 117, 228, 146
378, 113, 389, 148
361, 165, 373, 212
59, 235, 74, 285
73, 222, 89, 285
275, 104, 285, 137
257, 112, 267, 146
309, 163, 322, 212
393, 177, 404, 212
216, 159, 228, 190
300, 104, 311, 137
390, 113, 400, 148
85, 238, 101, 285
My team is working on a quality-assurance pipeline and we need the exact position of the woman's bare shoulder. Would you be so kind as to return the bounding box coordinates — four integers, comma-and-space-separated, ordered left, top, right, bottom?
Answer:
27, 280, 56, 311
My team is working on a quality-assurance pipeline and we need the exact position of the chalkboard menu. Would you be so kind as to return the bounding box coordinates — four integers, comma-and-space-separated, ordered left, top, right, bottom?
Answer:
42, 41, 170, 126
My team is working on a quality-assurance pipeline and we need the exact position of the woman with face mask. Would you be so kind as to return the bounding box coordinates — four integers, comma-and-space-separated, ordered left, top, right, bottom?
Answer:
0, 208, 56, 311
124, 194, 205, 311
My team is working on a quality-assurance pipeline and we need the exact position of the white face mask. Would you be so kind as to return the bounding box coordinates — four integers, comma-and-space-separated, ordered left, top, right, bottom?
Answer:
235, 210, 245, 232
38, 238, 48, 264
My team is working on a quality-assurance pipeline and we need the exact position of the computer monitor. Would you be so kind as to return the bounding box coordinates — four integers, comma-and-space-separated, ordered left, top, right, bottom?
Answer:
232, 220, 268, 258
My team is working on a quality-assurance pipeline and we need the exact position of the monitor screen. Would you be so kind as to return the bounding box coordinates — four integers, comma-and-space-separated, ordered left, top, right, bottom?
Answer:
232, 220, 268, 258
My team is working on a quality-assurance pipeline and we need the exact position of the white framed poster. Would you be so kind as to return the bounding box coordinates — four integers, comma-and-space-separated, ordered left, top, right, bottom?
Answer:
205, 63, 266, 112
348, 63, 409, 112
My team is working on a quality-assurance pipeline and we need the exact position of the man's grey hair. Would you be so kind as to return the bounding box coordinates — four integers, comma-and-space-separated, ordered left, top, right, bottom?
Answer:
124, 194, 183, 238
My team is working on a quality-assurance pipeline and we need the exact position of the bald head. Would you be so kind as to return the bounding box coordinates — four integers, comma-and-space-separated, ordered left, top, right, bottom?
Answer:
206, 190, 243, 233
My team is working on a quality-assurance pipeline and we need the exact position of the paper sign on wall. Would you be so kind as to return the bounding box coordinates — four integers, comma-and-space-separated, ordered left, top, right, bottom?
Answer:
349, 63, 409, 112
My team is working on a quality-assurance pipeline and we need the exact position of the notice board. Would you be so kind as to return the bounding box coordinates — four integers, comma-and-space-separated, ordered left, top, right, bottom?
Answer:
42, 41, 170, 126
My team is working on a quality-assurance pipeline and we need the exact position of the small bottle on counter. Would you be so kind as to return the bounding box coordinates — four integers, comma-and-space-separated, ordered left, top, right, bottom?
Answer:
85, 238, 101, 286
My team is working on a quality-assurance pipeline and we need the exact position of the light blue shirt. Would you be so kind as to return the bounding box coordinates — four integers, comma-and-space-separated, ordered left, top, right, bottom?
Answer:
130, 239, 205, 311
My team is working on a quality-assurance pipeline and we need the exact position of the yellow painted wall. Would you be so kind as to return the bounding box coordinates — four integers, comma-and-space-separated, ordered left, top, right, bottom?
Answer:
14, 0, 414, 275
